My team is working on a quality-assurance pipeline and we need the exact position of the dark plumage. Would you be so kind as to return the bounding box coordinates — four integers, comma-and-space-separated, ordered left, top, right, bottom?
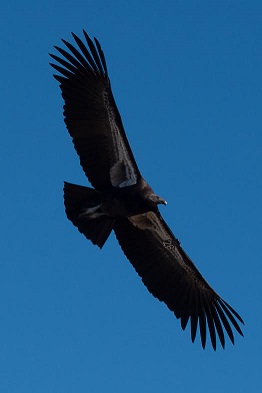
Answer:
50, 30, 244, 350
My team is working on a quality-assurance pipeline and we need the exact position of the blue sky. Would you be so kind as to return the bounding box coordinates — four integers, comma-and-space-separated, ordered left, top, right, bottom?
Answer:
1, 1, 261, 392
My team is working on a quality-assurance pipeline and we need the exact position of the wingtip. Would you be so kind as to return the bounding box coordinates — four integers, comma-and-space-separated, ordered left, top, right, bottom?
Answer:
83, 29, 91, 41
71, 31, 79, 40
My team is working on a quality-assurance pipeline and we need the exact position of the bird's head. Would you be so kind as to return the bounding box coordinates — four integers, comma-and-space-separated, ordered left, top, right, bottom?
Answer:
148, 193, 167, 207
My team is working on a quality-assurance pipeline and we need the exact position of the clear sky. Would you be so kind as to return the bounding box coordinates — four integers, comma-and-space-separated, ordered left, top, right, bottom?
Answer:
1, 1, 261, 392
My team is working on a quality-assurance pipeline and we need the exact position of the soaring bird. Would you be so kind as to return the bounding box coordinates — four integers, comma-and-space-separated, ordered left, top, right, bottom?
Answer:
50, 30, 244, 350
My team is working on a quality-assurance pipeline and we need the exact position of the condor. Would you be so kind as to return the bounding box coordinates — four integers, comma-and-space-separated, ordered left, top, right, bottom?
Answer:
50, 30, 244, 350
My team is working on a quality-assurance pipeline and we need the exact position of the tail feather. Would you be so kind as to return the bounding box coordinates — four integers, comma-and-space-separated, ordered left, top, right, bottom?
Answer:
63, 182, 114, 248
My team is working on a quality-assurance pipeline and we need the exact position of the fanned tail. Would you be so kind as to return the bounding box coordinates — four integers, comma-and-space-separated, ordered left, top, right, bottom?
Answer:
63, 182, 114, 248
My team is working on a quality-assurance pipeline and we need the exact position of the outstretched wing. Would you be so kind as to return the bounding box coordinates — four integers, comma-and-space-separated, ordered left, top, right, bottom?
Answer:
113, 212, 244, 350
50, 30, 140, 190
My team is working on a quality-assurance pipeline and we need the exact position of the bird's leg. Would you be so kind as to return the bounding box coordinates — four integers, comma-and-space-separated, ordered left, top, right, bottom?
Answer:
79, 204, 104, 219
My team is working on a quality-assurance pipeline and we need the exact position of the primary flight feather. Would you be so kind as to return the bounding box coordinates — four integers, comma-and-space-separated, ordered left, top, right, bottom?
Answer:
50, 30, 244, 350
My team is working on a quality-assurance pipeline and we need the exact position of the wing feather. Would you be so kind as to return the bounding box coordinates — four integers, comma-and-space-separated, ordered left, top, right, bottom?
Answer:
50, 31, 140, 190
113, 212, 244, 349
211, 306, 225, 348
204, 300, 217, 350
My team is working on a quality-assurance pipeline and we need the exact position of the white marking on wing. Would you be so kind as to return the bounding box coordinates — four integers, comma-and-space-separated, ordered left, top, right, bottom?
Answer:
129, 212, 191, 271
110, 161, 137, 187
129, 212, 170, 240
103, 91, 137, 187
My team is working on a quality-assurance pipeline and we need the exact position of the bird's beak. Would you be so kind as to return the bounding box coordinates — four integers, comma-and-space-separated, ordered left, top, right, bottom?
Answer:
159, 197, 167, 206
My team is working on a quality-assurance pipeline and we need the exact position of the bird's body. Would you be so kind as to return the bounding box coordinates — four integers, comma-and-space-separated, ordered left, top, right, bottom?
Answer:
50, 30, 244, 350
